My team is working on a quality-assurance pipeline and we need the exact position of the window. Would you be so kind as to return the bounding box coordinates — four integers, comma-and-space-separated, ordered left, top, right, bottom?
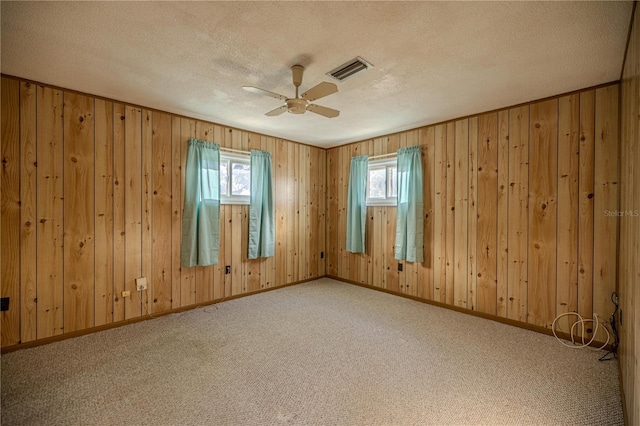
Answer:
366, 156, 397, 206
220, 152, 251, 204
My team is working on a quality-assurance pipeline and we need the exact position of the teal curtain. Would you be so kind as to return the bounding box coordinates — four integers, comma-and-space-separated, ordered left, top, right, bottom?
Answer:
395, 146, 424, 262
346, 155, 368, 253
181, 139, 220, 267
249, 150, 274, 259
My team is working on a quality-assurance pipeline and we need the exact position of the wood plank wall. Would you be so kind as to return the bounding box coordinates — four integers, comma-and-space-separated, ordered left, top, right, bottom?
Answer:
326, 84, 620, 340
619, 5, 639, 425
0, 76, 326, 349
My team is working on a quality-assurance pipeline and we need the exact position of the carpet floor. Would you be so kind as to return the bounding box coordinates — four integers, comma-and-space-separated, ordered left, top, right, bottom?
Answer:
1, 278, 624, 425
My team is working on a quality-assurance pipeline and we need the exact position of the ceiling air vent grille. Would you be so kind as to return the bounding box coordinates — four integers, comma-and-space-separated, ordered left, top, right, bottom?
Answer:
327, 57, 373, 82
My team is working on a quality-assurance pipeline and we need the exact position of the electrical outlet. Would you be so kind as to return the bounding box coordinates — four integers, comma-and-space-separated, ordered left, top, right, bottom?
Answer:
225, 266, 231, 275
398, 263, 403, 272
122, 290, 131, 297
0, 297, 9, 312
136, 277, 147, 291
320, 251, 324, 259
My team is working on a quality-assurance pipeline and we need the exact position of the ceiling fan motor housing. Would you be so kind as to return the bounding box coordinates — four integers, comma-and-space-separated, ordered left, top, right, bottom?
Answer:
287, 98, 307, 114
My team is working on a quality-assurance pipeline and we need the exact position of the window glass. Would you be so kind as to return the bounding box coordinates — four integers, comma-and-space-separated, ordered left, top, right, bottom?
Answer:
366, 157, 397, 206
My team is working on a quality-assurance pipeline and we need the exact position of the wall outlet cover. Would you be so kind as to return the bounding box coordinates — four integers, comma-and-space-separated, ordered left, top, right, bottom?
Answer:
136, 277, 147, 291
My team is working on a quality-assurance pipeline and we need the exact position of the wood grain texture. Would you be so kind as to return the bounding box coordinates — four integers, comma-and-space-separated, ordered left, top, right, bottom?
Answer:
467, 117, 478, 311
453, 120, 468, 308
418, 127, 434, 300
180, 118, 196, 306
142, 110, 153, 314
94, 99, 114, 327
433, 125, 447, 303
113, 103, 126, 322
619, 8, 639, 424
170, 116, 182, 309
445, 123, 455, 305
477, 113, 498, 316
1, 78, 21, 346
63, 92, 95, 332
528, 99, 558, 328
20, 81, 37, 342
36, 86, 64, 338
496, 110, 509, 318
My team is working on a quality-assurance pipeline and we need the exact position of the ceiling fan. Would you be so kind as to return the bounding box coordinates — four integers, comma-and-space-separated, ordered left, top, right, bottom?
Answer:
243, 65, 340, 118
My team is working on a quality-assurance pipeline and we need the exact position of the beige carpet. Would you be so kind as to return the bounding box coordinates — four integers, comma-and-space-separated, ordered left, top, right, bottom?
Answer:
1, 278, 623, 425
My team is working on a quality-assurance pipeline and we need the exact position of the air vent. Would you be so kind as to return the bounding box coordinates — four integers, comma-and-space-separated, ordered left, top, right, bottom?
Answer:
327, 57, 373, 82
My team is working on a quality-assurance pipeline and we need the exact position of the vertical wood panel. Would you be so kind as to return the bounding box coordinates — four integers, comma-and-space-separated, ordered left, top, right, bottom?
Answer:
386, 136, 400, 292
578, 91, 595, 333
124, 106, 142, 320
152, 112, 173, 312
453, 120, 468, 308
507, 105, 529, 322
170, 116, 182, 308
20, 81, 37, 342
556, 94, 579, 333
593, 86, 619, 334
213, 125, 226, 297
63, 92, 95, 331
418, 127, 434, 300
298, 144, 309, 281
113, 103, 126, 322
433, 125, 447, 303
528, 99, 558, 328
1, 78, 21, 346
94, 99, 114, 326
467, 117, 478, 311
141, 110, 153, 314
445, 123, 455, 305
496, 110, 509, 318
275, 139, 288, 285
317, 147, 327, 277
477, 113, 498, 315
36, 85, 64, 338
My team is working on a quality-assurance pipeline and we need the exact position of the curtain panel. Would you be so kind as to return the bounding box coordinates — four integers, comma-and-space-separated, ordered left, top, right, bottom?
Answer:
248, 150, 275, 259
346, 155, 368, 253
181, 138, 221, 267
395, 146, 424, 263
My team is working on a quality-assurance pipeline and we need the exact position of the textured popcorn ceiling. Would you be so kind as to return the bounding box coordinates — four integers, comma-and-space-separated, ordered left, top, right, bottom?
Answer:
0, 1, 633, 148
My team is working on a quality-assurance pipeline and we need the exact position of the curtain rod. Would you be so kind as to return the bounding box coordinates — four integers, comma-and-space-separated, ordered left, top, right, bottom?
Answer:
220, 147, 251, 155
367, 152, 397, 160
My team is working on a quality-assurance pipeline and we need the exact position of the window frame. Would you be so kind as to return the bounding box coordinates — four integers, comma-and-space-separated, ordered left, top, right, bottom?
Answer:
366, 156, 397, 206
220, 151, 251, 205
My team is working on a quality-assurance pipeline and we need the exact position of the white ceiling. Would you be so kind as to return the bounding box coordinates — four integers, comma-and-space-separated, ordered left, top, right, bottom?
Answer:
1, 1, 633, 148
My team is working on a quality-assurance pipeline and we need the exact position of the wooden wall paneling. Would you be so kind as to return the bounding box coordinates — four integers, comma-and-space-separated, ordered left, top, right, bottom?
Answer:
275, 139, 288, 285
151, 111, 173, 313
433, 124, 447, 303
592, 86, 619, 336
141, 110, 153, 315
386, 135, 400, 292
170, 116, 182, 308
528, 99, 558, 328
338, 145, 348, 279
467, 117, 478, 311
35, 85, 64, 338
578, 91, 595, 337
113, 103, 126, 322
180, 118, 196, 306
20, 81, 37, 342
63, 92, 95, 330
240, 132, 250, 293
496, 110, 509, 318
1, 77, 21, 346
477, 113, 498, 315
556, 94, 580, 334
299, 144, 309, 282
221, 129, 232, 296
418, 127, 435, 300
445, 123, 455, 305
287, 142, 299, 283
94, 99, 114, 326
396, 134, 408, 293
347, 144, 359, 284
325, 147, 336, 276
365, 141, 375, 286
619, 9, 639, 422
453, 120, 469, 308
507, 105, 529, 322
318, 147, 327, 277
124, 105, 142, 320
308, 146, 319, 279
194, 120, 213, 302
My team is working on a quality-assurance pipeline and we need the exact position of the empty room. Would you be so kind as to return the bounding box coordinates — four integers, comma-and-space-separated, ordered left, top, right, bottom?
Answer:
1, 1, 639, 425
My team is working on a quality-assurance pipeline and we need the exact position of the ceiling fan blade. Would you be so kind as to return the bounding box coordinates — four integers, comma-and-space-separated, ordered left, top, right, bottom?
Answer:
300, 82, 338, 102
265, 105, 288, 116
243, 86, 287, 101
306, 104, 340, 118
